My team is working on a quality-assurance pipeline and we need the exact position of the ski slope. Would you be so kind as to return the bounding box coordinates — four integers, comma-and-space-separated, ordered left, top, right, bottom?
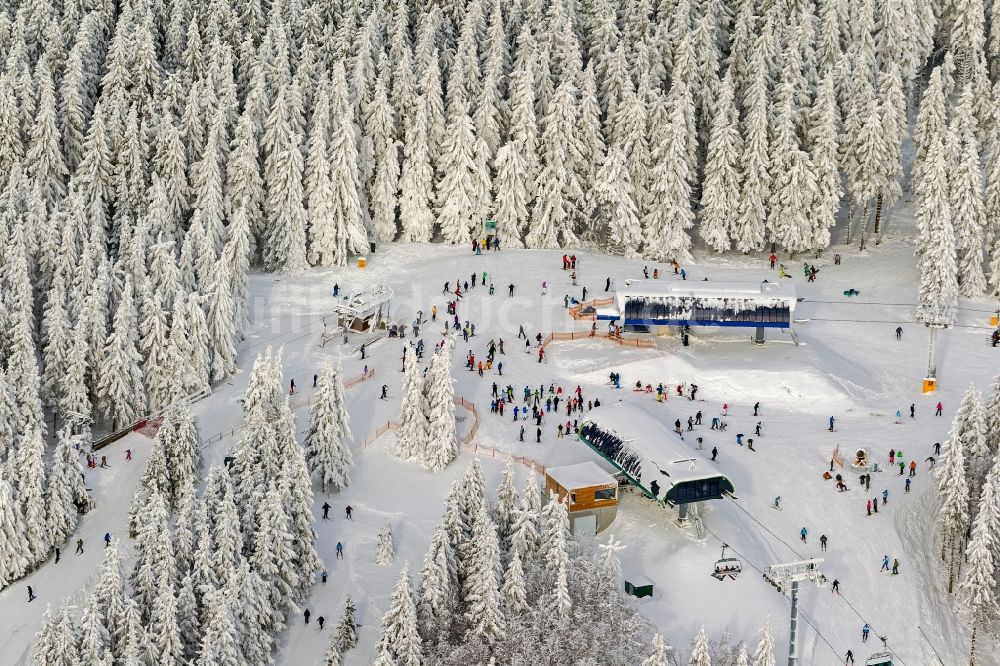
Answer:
0, 234, 997, 665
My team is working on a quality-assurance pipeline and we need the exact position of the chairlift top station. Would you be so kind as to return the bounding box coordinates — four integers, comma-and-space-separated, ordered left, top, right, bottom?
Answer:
596, 280, 798, 339
578, 404, 736, 516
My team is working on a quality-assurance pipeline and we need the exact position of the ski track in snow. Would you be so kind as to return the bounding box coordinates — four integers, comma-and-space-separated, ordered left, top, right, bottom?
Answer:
1, 238, 998, 665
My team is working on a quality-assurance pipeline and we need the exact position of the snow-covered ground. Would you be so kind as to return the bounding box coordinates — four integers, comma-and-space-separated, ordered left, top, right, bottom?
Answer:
2, 235, 998, 665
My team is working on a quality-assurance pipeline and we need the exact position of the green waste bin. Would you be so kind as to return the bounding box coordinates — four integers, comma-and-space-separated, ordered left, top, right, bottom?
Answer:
370, 242, 376, 253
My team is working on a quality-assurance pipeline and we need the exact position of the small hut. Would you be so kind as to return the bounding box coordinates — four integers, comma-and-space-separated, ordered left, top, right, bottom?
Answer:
545, 462, 618, 537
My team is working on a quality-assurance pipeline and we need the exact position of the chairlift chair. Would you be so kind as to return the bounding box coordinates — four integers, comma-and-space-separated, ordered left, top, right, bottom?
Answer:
864, 652, 892, 666
712, 544, 743, 581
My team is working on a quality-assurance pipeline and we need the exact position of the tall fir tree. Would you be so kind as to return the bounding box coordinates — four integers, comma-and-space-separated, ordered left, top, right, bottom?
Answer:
304, 363, 354, 492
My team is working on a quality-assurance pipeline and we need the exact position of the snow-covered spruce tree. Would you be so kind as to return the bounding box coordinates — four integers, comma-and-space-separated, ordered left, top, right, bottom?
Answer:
373, 563, 423, 666
913, 69, 947, 198
40, 260, 71, 404
463, 498, 505, 643
166, 403, 202, 508
769, 96, 818, 255
304, 363, 354, 492
495, 459, 518, 550
540, 492, 572, 623
954, 387, 991, 526
0, 474, 30, 589
263, 83, 309, 272
643, 100, 693, 262
501, 542, 528, 616
588, 142, 639, 257
436, 79, 481, 246
988, 374, 1000, 452
915, 135, 960, 326
5, 231, 45, 436
869, 63, 906, 246
50, 603, 81, 663
490, 143, 529, 248
210, 469, 245, 591
207, 259, 238, 383
250, 485, 300, 628
377, 522, 396, 565
192, 109, 228, 255
196, 588, 244, 665
951, 85, 988, 297
611, 86, 651, 223
987, 114, 1000, 294
97, 277, 146, 429
227, 112, 265, 258
751, 621, 776, 666
418, 520, 457, 643
220, 201, 252, 334
94, 540, 129, 660
26, 59, 68, 209
182, 293, 211, 396
148, 566, 182, 664
421, 337, 459, 472
643, 633, 673, 665
395, 354, 425, 462
577, 63, 606, 211
962, 462, 1000, 664
130, 489, 173, 621
138, 284, 172, 410
323, 638, 343, 666
699, 73, 742, 253
0, 370, 16, 465
808, 72, 842, 250
32, 606, 59, 665
939, 418, 970, 593
317, 63, 368, 266
527, 80, 584, 249
688, 625, 712, 666
461, 457, 488, 532
78, 594, 112, 665
399, 94, 436, 243
18, 427, 50, 565
334, 595, 359, 652
151, 111, 189, 242
367, 65, 401, 243
733, 50, 771, 254
129, 429, 170, 537
44, 428, 89, 548
511, 476, 541, 564
275, 409, 323, 597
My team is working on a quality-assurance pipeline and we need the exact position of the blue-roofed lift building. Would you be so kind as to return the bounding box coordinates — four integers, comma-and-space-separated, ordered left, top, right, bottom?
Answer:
596, 280, 798, 344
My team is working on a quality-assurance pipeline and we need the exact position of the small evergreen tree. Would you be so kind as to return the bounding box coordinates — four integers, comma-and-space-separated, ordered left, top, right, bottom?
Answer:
688, 625, 712, 666
376, 522, 396, 565
643, 633, 673, 666
751, 621, 776, 666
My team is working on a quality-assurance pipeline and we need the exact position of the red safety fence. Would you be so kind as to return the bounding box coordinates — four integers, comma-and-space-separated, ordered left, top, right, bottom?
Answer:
455, 397, 479, 445
541, 330, 655, 350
